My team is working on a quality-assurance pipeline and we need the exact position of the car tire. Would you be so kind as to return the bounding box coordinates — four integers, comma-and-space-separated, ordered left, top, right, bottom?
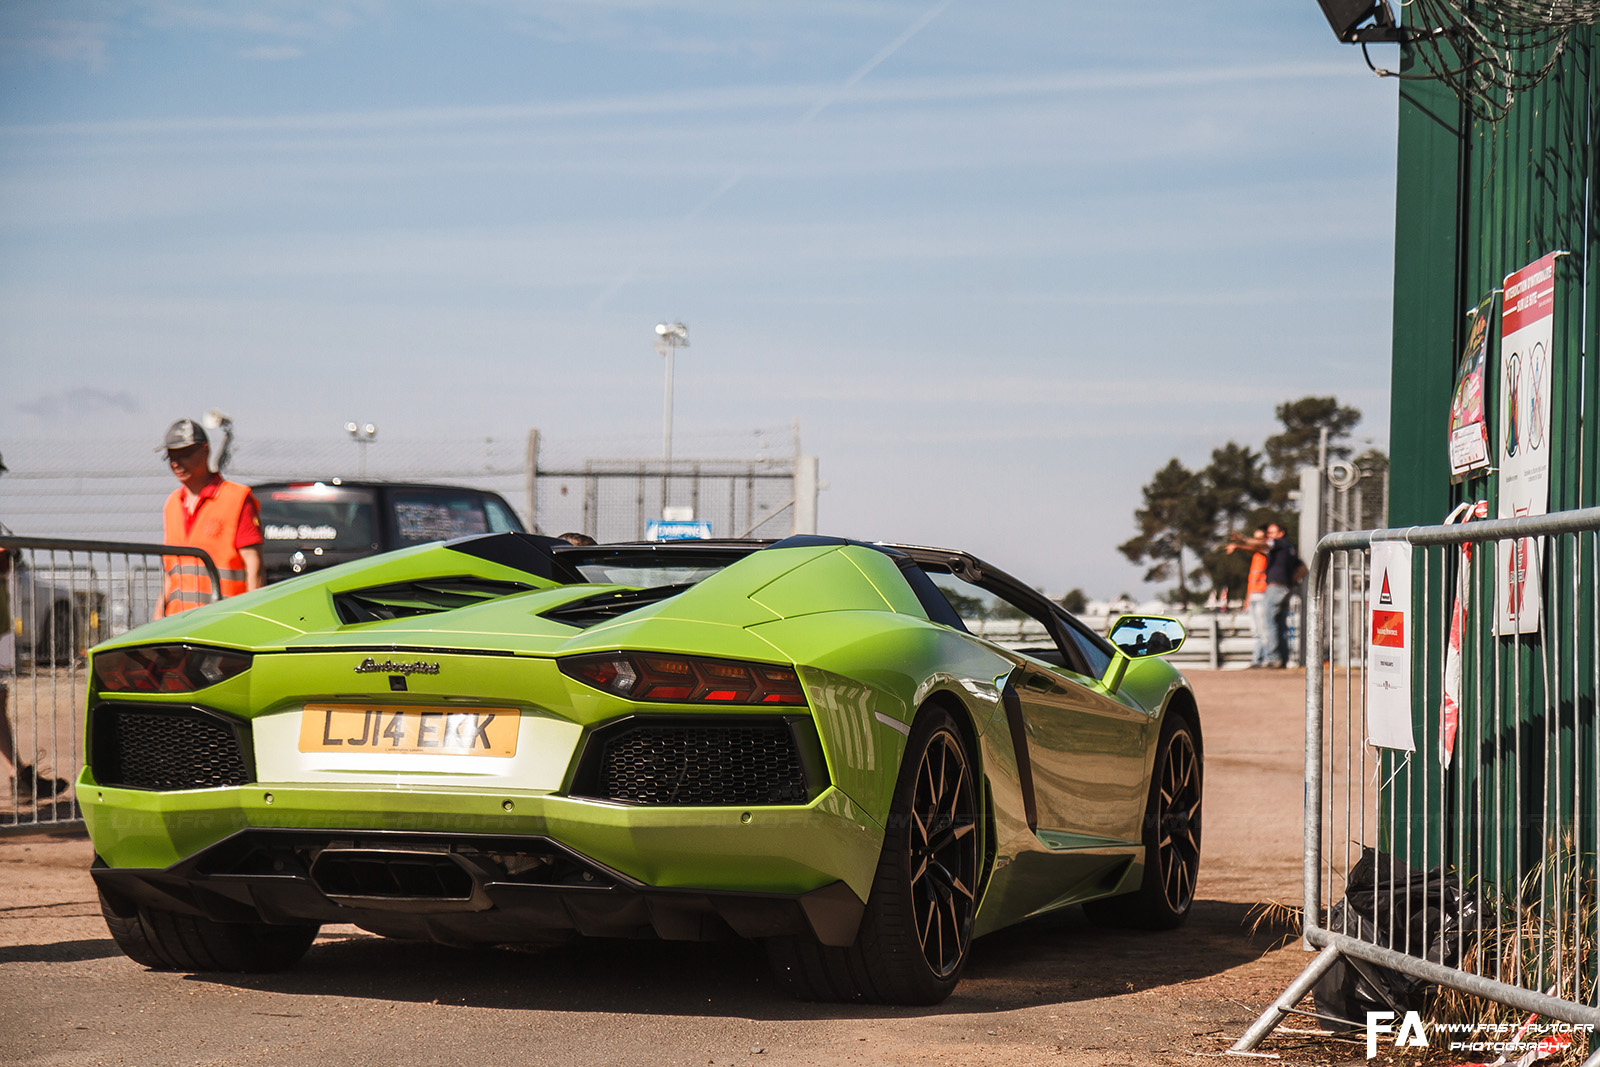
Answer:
767, 705, 980, 1005
98, 889, 318, 973
1083, 710, 1202, 930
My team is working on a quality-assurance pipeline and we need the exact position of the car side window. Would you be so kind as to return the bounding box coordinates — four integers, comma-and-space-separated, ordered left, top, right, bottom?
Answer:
1058, 611, 1115, 680
918, 566, 1085, 675
482, 497, 524, 534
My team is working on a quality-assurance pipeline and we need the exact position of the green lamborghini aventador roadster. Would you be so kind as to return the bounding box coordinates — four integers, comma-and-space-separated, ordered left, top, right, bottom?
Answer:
83, 533, 1202, 1004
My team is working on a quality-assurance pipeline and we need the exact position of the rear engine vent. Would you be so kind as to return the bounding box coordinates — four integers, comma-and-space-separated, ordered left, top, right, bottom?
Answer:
574, 717, 818, 806
334, 576, 535, 624
91, 705, 251, 791
540, 584, 692, 628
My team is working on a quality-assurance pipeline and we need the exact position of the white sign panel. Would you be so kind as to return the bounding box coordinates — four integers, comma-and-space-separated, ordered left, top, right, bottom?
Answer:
1366, 541, 1415, 753
1495, 252, 1556, 635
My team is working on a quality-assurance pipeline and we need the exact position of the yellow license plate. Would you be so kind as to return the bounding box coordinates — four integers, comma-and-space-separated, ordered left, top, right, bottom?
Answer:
299, 704, 520, 757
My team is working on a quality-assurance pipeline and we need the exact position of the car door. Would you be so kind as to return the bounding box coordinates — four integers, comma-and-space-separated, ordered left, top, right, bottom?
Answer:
1006, 647, 1152, 846
917, 562, 1151, 846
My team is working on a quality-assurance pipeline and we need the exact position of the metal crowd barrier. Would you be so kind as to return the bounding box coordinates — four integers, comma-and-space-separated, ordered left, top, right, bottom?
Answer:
0, 536, 220, 835
1234, 507, 1600, 1063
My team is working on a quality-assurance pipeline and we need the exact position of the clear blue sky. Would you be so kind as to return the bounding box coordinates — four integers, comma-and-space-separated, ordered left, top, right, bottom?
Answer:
0, 1, 1399, 598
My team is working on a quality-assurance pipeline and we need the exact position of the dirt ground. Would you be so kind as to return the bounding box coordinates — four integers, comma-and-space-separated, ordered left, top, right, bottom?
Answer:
0, 670, 1417, 1065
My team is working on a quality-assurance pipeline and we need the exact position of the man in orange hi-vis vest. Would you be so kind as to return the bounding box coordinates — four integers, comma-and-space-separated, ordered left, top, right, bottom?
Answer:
157, 418, 264, 616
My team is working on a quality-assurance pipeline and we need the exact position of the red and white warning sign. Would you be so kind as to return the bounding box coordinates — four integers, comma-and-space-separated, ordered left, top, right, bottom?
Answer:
1367, 541, 1415, 752
1496, 252, 1557, 635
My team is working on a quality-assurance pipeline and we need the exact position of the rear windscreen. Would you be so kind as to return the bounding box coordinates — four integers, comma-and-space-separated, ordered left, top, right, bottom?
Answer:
259, 485, 380, 550
558, 548, 754, 588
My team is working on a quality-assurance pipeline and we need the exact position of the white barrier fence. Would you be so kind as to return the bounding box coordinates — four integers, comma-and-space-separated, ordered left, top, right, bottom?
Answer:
969, 609, 1289, 671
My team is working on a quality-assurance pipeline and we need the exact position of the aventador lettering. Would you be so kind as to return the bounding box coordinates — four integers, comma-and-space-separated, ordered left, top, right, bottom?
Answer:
354, 658, 440, 675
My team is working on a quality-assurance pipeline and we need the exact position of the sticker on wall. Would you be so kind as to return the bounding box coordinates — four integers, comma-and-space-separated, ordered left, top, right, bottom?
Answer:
1449, 294, 1494, 482
1495, 252, 1559, 635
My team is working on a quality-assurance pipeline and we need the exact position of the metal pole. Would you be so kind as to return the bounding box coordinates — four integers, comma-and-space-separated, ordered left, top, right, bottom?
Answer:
525, 428, 540, 534
654, 322, 687, 519
793, 456, 819, 535
1231, 945, 1344, 1053
663, 345, 673, 511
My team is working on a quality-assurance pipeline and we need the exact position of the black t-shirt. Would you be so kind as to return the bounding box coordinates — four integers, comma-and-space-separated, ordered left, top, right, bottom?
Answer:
1265, 538, 1297, 585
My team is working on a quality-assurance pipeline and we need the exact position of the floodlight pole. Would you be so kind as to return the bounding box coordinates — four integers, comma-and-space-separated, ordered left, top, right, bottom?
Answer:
654, 322, 688, 515
345, 421, 377, 477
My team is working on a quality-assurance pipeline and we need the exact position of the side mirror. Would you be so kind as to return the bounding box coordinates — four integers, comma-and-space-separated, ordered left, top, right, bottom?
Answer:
1108, 614, 1187, 658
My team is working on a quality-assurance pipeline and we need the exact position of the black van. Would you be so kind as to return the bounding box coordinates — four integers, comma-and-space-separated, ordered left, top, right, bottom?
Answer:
253, 480, 526, 583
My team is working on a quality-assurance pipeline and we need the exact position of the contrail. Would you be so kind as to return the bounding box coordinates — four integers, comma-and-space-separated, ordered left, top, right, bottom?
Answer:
587, 0, 957, 312
795, 0, 956, 126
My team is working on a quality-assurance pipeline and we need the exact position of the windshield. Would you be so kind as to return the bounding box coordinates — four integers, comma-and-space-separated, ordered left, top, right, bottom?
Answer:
259, 485, 380, 550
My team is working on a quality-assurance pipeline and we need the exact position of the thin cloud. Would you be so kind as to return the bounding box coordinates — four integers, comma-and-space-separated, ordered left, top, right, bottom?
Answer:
0, 13, 114, 69
0, 62, 1364, 140
15, 387, 143, 419
240, 44, 306, 61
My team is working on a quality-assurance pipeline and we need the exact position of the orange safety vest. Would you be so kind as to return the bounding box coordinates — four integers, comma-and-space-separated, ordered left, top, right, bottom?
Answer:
163, 480, 255, 614
1246, 551, 1269, 603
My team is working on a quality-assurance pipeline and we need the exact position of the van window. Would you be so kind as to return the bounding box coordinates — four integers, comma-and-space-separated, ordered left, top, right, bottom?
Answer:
483, 497, 523, 534
390, 488, 491, 546
260, 485, 380, 551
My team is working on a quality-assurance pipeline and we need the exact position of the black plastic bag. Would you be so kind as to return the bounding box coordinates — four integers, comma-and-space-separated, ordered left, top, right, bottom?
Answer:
1311, 848, 1480, 1031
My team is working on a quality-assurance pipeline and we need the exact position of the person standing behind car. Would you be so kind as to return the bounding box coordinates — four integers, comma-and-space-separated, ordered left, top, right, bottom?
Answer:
157, 418, 264, 616
1258, 522, 1301, 669
1226, 527, 1271, 667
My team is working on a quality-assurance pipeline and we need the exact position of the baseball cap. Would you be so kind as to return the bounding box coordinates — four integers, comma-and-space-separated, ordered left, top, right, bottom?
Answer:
157, 418, 209, 453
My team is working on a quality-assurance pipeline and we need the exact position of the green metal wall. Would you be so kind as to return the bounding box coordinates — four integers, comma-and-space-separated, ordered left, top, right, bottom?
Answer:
1385, 26, 1597, 1002
1391, 34, 1598, 522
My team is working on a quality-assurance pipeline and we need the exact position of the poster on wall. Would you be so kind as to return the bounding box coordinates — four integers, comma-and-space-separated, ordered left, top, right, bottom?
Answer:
1495, 252, 1557, 635
1448, 294, 1494, 481
1366, 540, 1415, 753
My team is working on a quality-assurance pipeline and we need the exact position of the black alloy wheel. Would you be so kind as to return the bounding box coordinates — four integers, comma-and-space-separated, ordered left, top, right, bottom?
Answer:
905, 722, 980, 979
1153, 724, 1201, 916
765, 705, 982, 1004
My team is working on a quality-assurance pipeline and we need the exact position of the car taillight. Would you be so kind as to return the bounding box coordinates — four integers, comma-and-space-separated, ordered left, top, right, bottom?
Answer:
560, 652, 807, 706
94, 646, 253, 693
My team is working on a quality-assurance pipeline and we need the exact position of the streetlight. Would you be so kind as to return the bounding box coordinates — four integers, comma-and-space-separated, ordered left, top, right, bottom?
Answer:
654, 322, 688, 515
345, 421, 377, 477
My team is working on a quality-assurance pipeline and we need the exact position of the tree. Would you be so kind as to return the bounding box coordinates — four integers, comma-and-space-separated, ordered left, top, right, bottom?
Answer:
1059, 588, 1088, 614
941, 590, 987, 620
1121, 395, 1376, 605
1264, 396, 1362, 503
1195, 442, 1273, 600
1119, 459, 1214, 607
1202, 441, 1272, 537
